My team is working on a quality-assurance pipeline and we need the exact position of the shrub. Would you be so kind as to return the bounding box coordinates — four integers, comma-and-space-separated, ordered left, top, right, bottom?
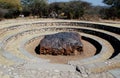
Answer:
4, 9, 20, 18
0, 8, 9, 20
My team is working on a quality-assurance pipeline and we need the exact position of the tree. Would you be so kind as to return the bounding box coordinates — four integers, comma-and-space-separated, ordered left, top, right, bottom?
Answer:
0, 0, 22, 11
103, 0, 120, 8
21, 0, 48, 17
31, 0, 48, 17
102, 0, 120, 19
49, 0, 87, 19
0, 0, 22, 18
66, 1, 85, 19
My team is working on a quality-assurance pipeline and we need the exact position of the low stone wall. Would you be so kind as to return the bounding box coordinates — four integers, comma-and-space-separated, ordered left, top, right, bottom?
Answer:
0, 20, 120, 78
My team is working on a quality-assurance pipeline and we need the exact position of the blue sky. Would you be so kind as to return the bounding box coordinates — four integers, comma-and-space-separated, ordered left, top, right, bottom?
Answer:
49, 0, 106, 6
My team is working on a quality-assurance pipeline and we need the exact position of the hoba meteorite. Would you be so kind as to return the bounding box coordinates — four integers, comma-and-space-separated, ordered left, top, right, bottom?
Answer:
36, 32, 83, 55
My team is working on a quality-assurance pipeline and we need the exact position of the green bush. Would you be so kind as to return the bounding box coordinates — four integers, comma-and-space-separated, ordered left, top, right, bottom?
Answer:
22, 8, 31, 17
0, 8, 9, 20
4, 9, 20, 18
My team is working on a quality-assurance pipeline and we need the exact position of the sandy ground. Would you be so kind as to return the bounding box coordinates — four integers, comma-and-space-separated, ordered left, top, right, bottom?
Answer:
25, 38, 96, 64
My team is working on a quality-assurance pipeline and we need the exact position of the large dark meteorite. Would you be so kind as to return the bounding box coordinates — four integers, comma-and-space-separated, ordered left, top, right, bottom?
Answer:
36, 32, 83, 55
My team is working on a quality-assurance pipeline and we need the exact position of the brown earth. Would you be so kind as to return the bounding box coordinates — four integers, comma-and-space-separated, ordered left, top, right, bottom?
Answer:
25, 38, 96, 64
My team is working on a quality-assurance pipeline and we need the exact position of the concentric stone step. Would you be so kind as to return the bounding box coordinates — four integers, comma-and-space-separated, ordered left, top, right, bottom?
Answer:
0, 19, 120, 78
109, 69, 120, 78
2, 27, 114, 63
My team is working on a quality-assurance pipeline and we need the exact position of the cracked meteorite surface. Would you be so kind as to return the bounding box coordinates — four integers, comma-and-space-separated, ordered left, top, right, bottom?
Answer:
36, 32, 83, 55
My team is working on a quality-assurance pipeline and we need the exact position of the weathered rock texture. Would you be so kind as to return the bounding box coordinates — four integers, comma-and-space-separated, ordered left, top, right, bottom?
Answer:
37, 32, 83, 55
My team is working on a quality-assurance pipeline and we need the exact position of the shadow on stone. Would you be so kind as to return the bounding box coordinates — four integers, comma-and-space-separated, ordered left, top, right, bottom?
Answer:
35, 44, 40, 54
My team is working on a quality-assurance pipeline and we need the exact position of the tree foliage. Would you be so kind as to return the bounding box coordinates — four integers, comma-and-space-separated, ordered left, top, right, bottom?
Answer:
31, 0, 48, 17
0, 0, 22, 10
48, 0, 91, 19
101, 0, 120, 19
1, 0, 116, 20
21, 0, 48, 17
0, 0, 22, 19
103, 0, 120, 8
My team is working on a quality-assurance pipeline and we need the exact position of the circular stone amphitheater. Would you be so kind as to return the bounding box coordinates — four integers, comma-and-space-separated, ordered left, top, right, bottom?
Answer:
0, 18, 120, 78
